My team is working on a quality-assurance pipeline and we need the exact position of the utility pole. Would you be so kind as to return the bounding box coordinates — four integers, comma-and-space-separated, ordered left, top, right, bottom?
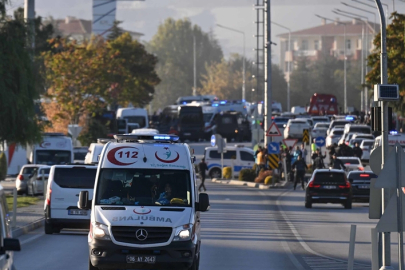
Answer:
193, 35, 197, 96
374, 1, 391, 269
264, 0, 272, 146
24, 0, 35, 53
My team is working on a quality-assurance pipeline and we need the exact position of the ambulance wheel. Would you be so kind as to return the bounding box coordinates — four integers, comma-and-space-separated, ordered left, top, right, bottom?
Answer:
45, 222, 54, 234
89, 259, 100, 270
188, 253, 200, 270
209, 168, 221, 179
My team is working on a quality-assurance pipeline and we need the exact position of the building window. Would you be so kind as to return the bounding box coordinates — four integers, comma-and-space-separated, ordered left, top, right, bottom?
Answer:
301, 40, 308, 50
346, 39, 351, 50
314, 40, 319, 50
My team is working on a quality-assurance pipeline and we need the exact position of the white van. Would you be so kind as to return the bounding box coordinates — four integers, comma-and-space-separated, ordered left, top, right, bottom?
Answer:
78, 134, 209, 270
27, 133, 74, 165
116, 108, 149, 129
373, 133, 405, 149
204, 145, 255, 178
45, 165, 97, 234
84, 139, 112, 165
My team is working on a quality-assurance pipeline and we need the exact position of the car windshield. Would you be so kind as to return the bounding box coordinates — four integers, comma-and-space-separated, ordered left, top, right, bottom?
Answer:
180, 113, 202, 124
314, 172, 346, 183
339, 158, 360, 165
123, 116, 146, 128
74, 152, 87, 160
332, 130, 344, 135
36, 150, 71, 165
95, 169, 191, 207
53, 167, 97, 189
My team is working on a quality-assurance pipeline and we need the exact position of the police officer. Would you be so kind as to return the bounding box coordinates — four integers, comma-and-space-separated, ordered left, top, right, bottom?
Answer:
292, 155, 308, 190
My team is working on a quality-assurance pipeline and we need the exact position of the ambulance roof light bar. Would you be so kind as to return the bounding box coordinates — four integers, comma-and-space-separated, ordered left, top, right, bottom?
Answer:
114, 134, 179, 142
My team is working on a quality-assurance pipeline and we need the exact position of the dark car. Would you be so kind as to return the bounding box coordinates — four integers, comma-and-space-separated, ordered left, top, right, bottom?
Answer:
347, 171, 377, 202
305, 169, 352, 209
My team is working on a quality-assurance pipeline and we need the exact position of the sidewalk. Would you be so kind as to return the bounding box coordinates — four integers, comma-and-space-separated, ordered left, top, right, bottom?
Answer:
10, 199, 44, 238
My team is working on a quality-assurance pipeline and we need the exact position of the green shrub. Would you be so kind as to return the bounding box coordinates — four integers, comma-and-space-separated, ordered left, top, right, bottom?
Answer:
239, 168, 256, 182
0, 153, 7, 180
223, 167, 232, 179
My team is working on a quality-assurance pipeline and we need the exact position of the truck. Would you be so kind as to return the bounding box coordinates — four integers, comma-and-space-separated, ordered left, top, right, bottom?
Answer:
307, 93, 339, 116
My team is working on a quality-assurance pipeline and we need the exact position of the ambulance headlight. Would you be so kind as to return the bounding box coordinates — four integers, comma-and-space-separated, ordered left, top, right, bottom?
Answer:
173, 224, 194, 241
92, 223, 111, 240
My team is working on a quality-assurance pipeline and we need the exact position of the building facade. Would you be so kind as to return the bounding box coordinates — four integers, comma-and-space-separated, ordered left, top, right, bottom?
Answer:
278, 18, 378, 82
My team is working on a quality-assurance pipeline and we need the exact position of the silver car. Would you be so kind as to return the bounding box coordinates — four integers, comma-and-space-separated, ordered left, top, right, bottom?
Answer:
27, 166, 50, 196
15, 165, 41, 195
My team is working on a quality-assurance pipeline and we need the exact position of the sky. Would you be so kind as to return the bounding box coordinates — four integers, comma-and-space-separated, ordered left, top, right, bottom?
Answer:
8, 0, 403, 63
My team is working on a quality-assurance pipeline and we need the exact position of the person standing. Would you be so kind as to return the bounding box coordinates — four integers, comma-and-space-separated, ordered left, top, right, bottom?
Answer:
330, 154, 346, 170
285, 147, 293, 181
292, 155, 308, 190
256, 148, 266, 174
255, 146, 263, 176
198, 158, 208, 192
352, 142, 363, 159
311, 138, 317, 153
301, 144, 308, 162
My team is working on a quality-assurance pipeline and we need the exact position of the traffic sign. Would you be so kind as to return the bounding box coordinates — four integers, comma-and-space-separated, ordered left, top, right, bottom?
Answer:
302, 129, 309, 143
267, 142, 280, 154
375, 143, 405, 189
210, 135, 216, 147
266, 122, 282, 137
315, 137, 326, 147
376, 194, 405, 232
267, 154, 279, 170
283, 139, 298, 149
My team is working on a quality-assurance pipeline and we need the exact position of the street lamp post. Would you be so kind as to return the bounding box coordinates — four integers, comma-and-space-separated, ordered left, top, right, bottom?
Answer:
341, 2, 378, 32
271, 21, 291, 112
24, 0, 35, 53
353, 0, 389, 24
216, 24, 246, 101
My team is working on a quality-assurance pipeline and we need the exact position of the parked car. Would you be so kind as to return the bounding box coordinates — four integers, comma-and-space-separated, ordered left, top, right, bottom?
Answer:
27, 166, 50, 196
0, 184, 21, 269
336, 157, 364, 172
305, 169, 352, 209
44, 165, 97, 234
15, 165, 41, 195
311, 122, 329, 138
360, 139, 375, 161
284, 119, 312, 139
347, 171, 377, 202
204, 145, 255, 178
326, 128, 344, 148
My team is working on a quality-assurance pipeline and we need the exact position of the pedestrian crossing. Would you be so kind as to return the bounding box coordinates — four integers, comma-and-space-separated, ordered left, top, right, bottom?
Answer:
302, 256, 371, 270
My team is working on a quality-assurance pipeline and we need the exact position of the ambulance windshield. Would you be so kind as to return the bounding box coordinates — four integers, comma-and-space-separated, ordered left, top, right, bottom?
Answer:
95, 169, 192, 207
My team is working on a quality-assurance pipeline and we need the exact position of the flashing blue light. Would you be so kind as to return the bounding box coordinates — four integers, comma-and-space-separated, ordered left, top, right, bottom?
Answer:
345, 116, 354, 121
153, 135, 179, 141
182, 102, 187, 105
212, 104, 219, 107
220, 101, 227, 105
242, 99, 246, 102
390, 130, 398, 135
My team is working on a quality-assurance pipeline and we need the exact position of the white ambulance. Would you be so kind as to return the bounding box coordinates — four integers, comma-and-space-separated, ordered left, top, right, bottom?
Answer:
78, 134, 209, 270
27, 133, 74, 165
373, 132, 405, 149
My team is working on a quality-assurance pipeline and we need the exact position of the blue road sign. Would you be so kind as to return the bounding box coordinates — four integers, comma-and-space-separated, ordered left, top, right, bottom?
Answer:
210, 135, 216, 147
315, 137, 326, 148
267, 142, 280, 154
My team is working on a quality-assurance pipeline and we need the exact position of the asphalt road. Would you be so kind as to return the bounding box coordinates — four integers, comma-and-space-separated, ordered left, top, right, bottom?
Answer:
15, 180, 402, 270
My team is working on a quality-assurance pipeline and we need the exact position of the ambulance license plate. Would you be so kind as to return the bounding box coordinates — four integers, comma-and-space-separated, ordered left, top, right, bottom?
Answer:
126, 255, 156, 264
68, 209, 87, 215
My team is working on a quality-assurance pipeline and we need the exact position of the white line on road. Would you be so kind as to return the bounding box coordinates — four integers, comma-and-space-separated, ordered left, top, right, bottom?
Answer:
19, 231, 44, 246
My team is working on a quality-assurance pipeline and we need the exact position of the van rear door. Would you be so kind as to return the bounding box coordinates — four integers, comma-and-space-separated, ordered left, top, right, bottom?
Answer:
50, 166, 97, 220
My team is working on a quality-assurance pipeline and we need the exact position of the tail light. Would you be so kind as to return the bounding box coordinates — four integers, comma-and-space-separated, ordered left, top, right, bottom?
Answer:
339, 182, 351, 189
46, 188, 52, 206
308, 181, 320, 188
358, 166, 364, 171
18, 175, 24, 181
345, 142, 349, 145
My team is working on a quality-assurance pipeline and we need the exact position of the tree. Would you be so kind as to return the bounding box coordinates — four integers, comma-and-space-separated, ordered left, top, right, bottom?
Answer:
43, 33, 160, 133
367, 12, 405, 112
147, 18, 223, 109
0, 16, 44, 146
107, 21, 125, 41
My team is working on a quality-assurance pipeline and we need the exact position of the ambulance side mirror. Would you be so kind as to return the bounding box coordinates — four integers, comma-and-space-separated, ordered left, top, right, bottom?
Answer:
197, 193, 210, 212
78, 191, 91, 210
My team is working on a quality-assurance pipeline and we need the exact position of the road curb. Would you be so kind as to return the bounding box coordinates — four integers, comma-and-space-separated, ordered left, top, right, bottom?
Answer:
212, 178, 290, 189
12, 218, 44, 238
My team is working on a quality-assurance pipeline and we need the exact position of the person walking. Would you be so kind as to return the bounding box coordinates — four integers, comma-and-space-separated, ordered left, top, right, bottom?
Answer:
352, 142, 363, 159
330, 154, 346, 170
198, 158, 208, 192
285, 147, 293, 182
292, 155, 308, 190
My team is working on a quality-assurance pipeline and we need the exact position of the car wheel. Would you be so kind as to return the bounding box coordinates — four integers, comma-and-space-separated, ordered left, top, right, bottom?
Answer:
344, 198, 352, 209
89, 259, 100, 270
305, 201, 312, 208
209, 168, 222, 179
188, 253, 200, 270
45, 222, 54, 235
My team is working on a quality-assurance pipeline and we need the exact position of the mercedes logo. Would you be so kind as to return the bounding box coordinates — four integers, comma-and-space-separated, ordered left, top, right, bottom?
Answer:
135, 229, 148, 241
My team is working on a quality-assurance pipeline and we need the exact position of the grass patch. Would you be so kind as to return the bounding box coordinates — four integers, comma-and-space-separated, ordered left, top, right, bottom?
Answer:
6, 195, 40, 210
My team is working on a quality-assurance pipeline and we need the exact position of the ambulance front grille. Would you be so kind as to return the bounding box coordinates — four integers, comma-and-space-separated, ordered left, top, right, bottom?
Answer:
111, 226, 172, 244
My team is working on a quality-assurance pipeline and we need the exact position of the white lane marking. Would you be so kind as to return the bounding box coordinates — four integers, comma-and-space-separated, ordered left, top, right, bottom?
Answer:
19, 232, 45, 245
259, 190, 306, 270
274, 189, 370, 267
